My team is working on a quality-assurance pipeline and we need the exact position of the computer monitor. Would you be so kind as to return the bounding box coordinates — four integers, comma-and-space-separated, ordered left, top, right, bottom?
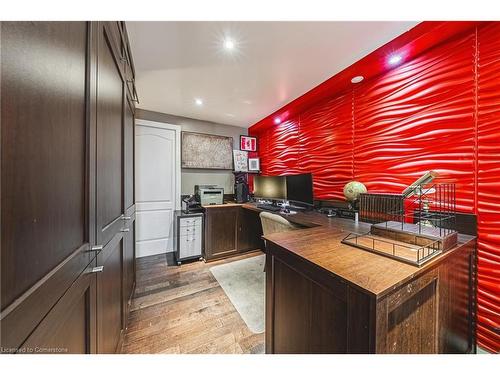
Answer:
253, 175, 286, 200
286, 173, 314, 206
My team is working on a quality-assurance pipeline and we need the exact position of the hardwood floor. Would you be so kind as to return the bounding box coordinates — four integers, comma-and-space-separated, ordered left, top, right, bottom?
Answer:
121, 252, 265, 354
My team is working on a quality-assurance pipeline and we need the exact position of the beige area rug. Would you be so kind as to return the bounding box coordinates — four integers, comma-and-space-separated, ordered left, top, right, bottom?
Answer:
209, 255, 265, 334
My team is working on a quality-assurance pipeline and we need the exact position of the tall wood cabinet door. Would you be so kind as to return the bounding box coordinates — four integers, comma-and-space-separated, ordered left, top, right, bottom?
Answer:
96, 22, 125, 247
0, 21, 95, 350
19, 266, 98, 354
204, 207, 239, 260
123, 218, 136, 327
96, 235, 124, 353
124, 99, 135, 212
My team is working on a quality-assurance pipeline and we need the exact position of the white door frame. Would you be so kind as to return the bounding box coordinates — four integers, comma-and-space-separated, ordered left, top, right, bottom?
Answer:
135, 118, 181, 212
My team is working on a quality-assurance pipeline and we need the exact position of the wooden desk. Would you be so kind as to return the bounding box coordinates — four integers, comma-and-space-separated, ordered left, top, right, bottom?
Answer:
241, 203, 476, 354
203, 203, 264, 261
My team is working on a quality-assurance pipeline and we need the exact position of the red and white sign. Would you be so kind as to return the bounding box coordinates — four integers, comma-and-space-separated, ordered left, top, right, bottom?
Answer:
240, 135, 257, 152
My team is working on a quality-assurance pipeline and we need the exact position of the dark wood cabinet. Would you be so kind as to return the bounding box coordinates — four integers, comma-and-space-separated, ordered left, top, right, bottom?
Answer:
1, 21, 89, 311
124, 99, 135, 211
97, 236, 124, 353
1, 21, 137, 353
96, 22, 125, 247
204, 206, 239, 260
123, 218, 136, 326
18, 266, 98, 354
204, 205, 263, 261
265, 225, 476, 354
237, 207, 264, 252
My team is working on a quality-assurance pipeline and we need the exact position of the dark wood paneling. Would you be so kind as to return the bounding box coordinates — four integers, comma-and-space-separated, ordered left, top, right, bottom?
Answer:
273, 259, 310, 354
96, 22, 124, 247
237, 207, 264, 252
272, 257, 349, 354
204, 206, 239, 261
124, 99, 135, 210
97, 234, 124, 353
310, 283, 348, 353
438, 240, 475, 353
1, 21, 88, 310
123, 219, 136, 328
18, 264, 97, 354
0, 245, 93, 351
1, 20, 137, 355
265, 253, 274, 354
204, 205, 263, 262
386, 281, 438, 353
346, 287, 372, 353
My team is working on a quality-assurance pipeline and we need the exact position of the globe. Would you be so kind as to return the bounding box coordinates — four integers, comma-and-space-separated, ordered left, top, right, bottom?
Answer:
343, 181, 367, 202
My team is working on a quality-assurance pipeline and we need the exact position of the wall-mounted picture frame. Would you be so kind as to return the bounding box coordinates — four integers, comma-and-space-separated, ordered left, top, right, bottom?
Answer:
248, 157, 260, 172
240, 135, 257, 152
181, 131, 234, 170
233, 150, 249, 172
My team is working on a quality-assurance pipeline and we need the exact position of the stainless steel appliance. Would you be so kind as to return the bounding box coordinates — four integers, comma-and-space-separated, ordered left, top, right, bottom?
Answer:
195, 185, 224, 206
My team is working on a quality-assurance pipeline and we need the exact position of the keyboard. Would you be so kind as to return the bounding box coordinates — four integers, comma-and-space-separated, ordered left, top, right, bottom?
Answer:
256, 203, 282, 212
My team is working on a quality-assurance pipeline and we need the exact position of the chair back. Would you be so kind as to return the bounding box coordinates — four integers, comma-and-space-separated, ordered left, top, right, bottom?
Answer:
259, 211, 300, 237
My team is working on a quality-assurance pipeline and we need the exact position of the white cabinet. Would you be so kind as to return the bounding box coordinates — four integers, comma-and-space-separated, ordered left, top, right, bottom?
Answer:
174, 211, 203, 265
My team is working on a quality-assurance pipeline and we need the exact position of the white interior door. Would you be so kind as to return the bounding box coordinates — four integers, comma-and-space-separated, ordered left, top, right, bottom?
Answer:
135, 120, 181, 258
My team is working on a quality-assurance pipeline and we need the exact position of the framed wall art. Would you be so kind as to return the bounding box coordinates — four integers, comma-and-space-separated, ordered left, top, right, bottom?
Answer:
181, 131, 234, 170
240, 135, 257, 152
248, 157, 260, 172
233, 150, 248, 172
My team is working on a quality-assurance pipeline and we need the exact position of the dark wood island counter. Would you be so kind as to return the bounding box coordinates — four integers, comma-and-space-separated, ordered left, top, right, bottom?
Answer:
249, 204, 476, 354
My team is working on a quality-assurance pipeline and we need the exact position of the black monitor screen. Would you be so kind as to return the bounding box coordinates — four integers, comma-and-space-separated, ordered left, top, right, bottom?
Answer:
253, 176, 286, 200
286, 173, 314, 205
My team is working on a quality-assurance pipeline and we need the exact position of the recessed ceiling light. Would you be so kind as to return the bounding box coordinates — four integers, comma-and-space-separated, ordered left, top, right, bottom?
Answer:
388, 54, 402, 65
274, 117, 281, 124
223, 38, 235, 50
195, 98, 203, 106
351, 76, 364, 84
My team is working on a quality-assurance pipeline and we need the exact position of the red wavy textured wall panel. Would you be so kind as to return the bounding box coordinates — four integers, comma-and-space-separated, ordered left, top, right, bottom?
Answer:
353, 33, 476, 213
298, 92, 353, 200
250, 23, 500, 352
477, 23, 500, 353
261, 119, 302, 176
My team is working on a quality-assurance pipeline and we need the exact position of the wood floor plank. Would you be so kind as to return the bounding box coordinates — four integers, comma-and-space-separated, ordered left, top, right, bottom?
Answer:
122, 252, 265, 354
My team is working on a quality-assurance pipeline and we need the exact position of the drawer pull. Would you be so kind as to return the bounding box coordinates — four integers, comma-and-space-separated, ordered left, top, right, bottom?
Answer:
122, 216, 132, 220
90, 266, 104, 273
86, 245, 103, 253
121, 228, 130, 232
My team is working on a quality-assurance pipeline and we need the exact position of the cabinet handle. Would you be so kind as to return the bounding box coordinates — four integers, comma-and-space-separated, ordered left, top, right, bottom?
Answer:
121, 228, 130, 232
86, 245, 103, 253
122, 216, 132, 220
89, 266, 104, 273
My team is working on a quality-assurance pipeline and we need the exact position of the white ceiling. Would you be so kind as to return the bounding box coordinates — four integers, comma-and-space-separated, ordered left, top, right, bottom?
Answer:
127, 21, 419, 127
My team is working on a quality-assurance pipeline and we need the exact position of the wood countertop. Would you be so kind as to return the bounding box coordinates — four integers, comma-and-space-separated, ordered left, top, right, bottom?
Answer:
202, 202, 243, 208
240, 202, 476, 299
